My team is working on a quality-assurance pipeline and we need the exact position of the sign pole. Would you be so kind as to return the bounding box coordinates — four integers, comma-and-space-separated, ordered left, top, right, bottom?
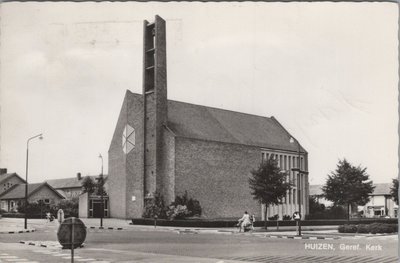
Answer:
71, 217, 75, 263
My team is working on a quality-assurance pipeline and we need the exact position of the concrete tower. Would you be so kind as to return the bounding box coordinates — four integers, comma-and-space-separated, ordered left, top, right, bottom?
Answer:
142, 15, 168, 199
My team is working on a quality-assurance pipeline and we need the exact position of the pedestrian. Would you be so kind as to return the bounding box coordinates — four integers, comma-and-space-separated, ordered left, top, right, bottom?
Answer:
251, 214, 256, 230
57, 208, 64, 224
238, 211, 251, 232
46, 212, 51, 222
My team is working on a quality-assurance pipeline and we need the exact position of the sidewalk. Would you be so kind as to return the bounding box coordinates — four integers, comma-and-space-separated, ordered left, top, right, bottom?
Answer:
0, 218, 36, 234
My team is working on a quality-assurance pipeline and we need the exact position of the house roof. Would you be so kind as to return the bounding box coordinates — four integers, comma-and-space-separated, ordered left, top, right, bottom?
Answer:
126, 91, 306, 153
0, 173, 26, 185
0, 182, 65, 200
372, 183, 392, 196
309, 185, 324, 196
46, 175, 106, 190
309, 183, 392, 197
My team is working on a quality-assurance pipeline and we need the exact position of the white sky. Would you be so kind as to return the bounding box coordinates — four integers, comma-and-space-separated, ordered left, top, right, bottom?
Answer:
0, 2, 398, 186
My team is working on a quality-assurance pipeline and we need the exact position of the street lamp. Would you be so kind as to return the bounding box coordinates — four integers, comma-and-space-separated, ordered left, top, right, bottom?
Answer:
24, 133, 43, 229
290, 136, 308, 236
98, 154, 104, 228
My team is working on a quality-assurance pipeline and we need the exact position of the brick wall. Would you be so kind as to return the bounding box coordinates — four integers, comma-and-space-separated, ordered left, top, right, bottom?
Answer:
108, 91, 146, 219
175, 137, 262, 218
125, 92, 145, 218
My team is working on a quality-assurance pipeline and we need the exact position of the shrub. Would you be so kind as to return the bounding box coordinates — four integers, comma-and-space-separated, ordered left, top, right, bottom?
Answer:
166, 204, 189, 220
282, 215, 291, 221
369, 223, 396, 234
307, 205, 348, 220
357, 224, 369, 233
268, 214, 279, 221
172, 191, 202, 217
338, 224, 357, 233
142, 192, 167, 219
339, 223, 398, 234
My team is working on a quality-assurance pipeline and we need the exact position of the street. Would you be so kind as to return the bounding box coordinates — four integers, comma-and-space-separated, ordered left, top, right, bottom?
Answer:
0, 219, 398, 262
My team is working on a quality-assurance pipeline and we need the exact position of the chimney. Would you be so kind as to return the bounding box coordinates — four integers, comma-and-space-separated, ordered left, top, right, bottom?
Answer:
77, 172, 82, 180
0, 168, 7, 175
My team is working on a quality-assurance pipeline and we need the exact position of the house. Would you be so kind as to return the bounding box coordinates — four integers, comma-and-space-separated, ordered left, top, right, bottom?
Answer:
309, 184, 333, 208
0, 169, 26, 196
310, 183, 398, 218
46, 173, 107, 200
361, 183, 398, 218
108, 16, 309, 219
0, 182, 65, 212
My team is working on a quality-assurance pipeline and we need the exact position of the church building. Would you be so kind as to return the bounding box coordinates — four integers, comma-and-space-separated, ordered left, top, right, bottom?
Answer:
108, 16, 309, 219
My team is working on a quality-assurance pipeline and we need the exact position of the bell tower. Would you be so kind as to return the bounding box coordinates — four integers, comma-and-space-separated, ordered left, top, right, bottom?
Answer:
142, 15, 168, 199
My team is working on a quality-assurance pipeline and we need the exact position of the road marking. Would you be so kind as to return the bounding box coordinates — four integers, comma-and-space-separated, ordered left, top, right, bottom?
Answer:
0, 256, 18, 259
51, 254, 69, 257
76, 259, 97, 262
5, 259, 29, 262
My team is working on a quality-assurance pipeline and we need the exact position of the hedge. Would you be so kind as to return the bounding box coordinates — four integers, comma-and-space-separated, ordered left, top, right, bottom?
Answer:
338, 223, 398, 234
132, 218, 398, 228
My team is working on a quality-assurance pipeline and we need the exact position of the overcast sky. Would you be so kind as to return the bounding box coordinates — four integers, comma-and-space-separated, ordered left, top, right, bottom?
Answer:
0, 2, 398, 186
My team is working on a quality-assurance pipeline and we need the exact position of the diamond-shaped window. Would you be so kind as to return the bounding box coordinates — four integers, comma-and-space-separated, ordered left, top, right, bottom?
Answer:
122, 124, 135, 154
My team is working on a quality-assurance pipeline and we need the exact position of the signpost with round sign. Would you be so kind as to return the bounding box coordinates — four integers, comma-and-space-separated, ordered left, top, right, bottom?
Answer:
57, 217, 87, 262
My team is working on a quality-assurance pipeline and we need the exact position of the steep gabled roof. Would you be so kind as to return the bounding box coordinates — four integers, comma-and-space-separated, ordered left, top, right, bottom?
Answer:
167, 100, 305, 153
46, 175, 106, 190
120, 91, 305, 153
0, 182, 65, 200
0, 173, 26, 185
372, 183, 392, 196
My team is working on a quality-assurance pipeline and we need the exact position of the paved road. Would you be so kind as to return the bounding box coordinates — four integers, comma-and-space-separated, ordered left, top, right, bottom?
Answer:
0, 219, 398, 262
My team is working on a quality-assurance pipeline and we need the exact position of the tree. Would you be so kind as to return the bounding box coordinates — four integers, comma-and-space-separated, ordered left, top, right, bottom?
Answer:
95, 176, 107, 196
81, 176, 96, 194
249, 157, 292, 229
309, 196, 326, 214
390, 178, 398, 205
322, 159, 374, 221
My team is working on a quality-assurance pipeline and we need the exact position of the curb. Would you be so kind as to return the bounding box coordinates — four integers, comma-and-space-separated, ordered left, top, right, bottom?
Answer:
266, 235, 340, 240
0, 229, 35, 234
19, 240, 84, 249
86, 226, 124, 230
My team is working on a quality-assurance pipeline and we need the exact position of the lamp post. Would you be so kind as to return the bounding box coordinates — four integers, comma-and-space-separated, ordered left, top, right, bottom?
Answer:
98, 154, 104, 228
289, 137, 308, 236
24, 133, 43, 229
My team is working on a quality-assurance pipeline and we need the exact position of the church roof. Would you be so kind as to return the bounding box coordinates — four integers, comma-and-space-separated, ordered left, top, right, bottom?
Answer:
126, 91, 306, 153
167, 100, 306, 153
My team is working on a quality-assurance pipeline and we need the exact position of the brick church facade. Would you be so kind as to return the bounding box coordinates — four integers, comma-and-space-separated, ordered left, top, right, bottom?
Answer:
108, 16, 309, 219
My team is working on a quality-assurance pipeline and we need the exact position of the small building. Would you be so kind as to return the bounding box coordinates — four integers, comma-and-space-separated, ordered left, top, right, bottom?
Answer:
361, 183, 398, 218
78, 192, 109, 218
0, 182, 65, 212
0, 169, 26, 196
46, 173, 107, 200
